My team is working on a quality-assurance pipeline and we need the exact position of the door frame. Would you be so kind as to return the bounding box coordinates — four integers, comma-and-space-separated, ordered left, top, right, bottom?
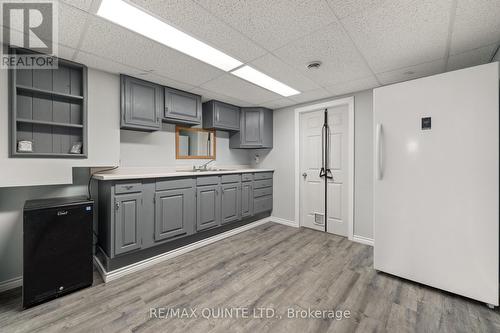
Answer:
294, 97, 355, 241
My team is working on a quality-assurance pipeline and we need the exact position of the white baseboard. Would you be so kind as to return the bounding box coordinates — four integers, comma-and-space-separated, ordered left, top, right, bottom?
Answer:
268, 216, 299, 228
352, 234, 374, 246
0, 276, 22, 293
95, 217, 271, 283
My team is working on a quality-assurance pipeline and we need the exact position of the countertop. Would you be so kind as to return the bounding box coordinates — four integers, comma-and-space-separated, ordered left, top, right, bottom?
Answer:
93, 167, 274, 181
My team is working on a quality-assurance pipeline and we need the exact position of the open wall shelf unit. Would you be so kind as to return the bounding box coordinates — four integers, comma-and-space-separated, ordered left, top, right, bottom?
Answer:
9, 48, 88, 158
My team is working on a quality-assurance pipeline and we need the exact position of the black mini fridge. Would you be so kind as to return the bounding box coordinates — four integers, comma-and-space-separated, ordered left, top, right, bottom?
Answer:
23, 196, 94, 308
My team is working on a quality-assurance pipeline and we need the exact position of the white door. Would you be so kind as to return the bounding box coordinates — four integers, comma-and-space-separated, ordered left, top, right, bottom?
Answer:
299, 110, 324, 231
299, 105, 349, 236
327, 105, 349, 236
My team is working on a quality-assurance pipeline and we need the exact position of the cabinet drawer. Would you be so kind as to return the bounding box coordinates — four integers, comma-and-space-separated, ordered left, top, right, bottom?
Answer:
254, 179, 273, 189
254, 172, 273, 180
197, 176, 220, 186
115, 182, 142, 194
156, 178, 195, 191
242, 173, 253, 182
254, 187, 272, 198
254, 195, 272, 214
221, 174, 241, 184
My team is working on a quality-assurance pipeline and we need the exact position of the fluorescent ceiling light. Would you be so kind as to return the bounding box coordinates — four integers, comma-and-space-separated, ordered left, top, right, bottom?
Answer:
97, 0, 242, 71
231, 66, 300, 97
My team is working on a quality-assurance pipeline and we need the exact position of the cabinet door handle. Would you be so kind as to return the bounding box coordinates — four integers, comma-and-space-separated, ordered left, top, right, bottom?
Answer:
115, 201, 120, 210
216, 110, 220, 122
124, 185, 133, 190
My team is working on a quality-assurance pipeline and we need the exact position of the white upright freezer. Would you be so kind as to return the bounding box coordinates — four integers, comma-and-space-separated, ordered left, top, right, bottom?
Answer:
373, 62, 499, 306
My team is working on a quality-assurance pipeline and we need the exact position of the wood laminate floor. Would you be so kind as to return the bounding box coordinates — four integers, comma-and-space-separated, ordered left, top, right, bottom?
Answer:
1, 222, 499, 333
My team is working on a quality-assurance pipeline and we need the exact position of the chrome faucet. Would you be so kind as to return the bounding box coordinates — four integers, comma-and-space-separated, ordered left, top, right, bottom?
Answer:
194, 159, 215, 171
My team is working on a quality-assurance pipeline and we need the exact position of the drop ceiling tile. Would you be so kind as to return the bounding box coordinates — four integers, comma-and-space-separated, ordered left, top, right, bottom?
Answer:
199, 74, 279, 105
273, 21, 373, 87
57, 2, 89, 48
249, 53, 321, 92
188, 87, 255, 106
376, 59, 446, 85
74, 49, 143, 75
194, 0, 335, 51
57, 45, 77, 60
326, 0, 387, 19
143, 73, 195, 92
325, 75, 380, 96
450, 0, 500, 55
60, 0, 94, 12
75, 49, 196, 91
129, 0, 266, 63
79, 16, 224, 86
260, 98, 296, 110
288, 88, 332, 104
446, 44, 497, 72
341, 0, 452, 73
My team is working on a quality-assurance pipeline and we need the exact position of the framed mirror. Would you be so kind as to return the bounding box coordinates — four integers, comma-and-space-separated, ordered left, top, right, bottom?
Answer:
176, 126, 216, 159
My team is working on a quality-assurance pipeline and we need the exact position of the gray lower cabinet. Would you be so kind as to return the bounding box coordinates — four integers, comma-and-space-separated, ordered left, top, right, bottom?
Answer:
196, 185, 221, 231
164, 87, 202, 125
253, 172, 273, 214
154, 188, 195, 241
97, 172, 273, 260
241, 181, 253, 218
120, 75, 163, 131
202, 100, 240, 131
254, 195, 273, 214
114, 193, 143, 255
230, 107, 273, 148
221, 182, 241, 224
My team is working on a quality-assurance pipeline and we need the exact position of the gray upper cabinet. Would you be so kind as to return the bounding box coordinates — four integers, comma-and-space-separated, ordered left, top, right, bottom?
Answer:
202, 100, 240, 131
221, 182, 241, 224
121, 75, 162, 131
164, 87, 202, 126
114, 193, 143, 255
196, 185, 221, 231
230, 107, 273, 149
241, 181, 254, 218
154, 188, 195, 241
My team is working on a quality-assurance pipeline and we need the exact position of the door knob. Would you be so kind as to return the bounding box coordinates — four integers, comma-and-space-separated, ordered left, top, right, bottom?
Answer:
302, 172, 307, 178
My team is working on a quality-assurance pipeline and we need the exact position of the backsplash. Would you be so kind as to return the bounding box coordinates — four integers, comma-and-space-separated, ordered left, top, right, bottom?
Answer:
119, 123, 251, 168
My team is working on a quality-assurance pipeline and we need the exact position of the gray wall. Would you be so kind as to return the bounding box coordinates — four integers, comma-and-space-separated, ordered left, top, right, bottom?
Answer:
253, 89, 374, 240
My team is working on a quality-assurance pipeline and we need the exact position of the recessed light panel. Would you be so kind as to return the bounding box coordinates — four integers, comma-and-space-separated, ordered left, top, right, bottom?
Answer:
231, 65, 300, 97
97, 0, 242, 71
